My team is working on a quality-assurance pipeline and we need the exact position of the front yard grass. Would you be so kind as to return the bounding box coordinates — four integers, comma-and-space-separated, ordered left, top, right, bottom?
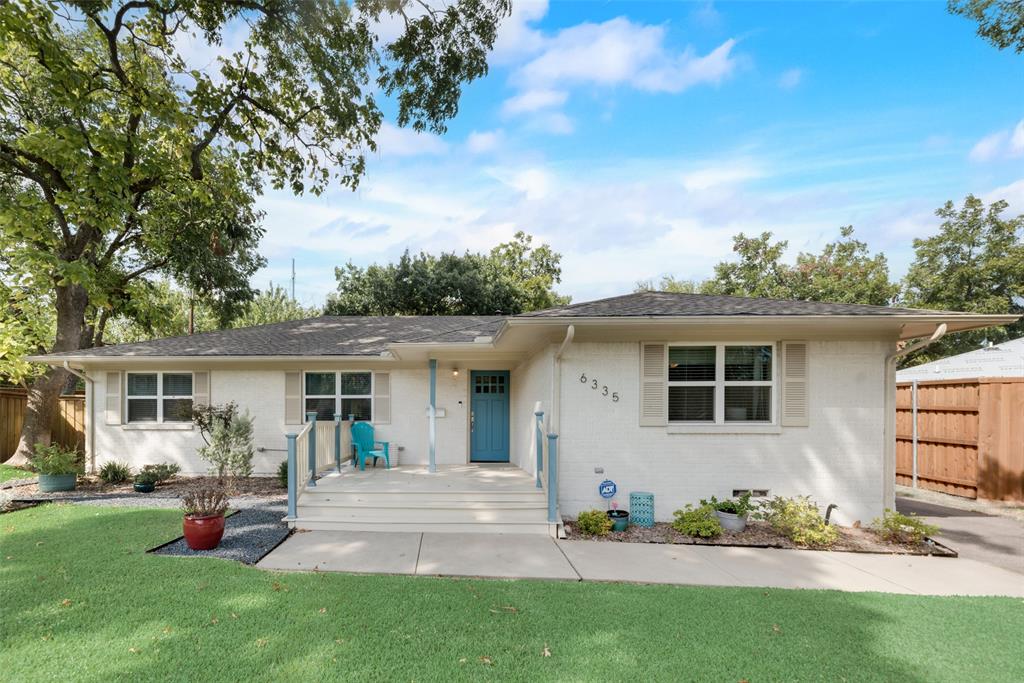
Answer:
2, 505, 1022, 682
0, 463, 32, 483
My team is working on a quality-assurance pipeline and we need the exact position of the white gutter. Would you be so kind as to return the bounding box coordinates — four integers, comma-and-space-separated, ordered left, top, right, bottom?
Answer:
63, 361, 96, 474
550, 325, 575, 434
881, 324, 947, 511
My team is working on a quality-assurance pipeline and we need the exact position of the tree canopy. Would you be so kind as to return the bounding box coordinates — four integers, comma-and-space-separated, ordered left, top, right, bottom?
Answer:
325, 232, 570, 316
949, 0, 1024, 53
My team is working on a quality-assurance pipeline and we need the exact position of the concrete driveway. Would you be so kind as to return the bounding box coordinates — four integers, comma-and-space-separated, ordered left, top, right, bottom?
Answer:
896, 495, 1024, 575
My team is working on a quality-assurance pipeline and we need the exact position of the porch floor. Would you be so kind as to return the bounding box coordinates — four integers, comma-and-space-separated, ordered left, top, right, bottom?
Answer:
309, 463, 540, 493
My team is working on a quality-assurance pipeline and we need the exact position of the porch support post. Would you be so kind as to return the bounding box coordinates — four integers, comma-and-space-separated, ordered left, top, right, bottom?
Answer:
428, 358, 437, 473
546, 433, 558, 523
306, 411, 317, 487
534, 411, 544, 488
285, 433, 297, 520
334, 412, 342, 472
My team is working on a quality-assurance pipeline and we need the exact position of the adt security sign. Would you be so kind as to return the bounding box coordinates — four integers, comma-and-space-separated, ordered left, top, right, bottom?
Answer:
598, 480, 617, 499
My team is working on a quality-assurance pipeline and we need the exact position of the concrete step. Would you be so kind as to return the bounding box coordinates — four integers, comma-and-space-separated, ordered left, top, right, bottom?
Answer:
299, 490, 546, 506
290, 519, 556, 535
296, 504, 548, 524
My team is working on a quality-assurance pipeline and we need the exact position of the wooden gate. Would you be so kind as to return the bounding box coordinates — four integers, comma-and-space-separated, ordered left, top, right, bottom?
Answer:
0, 388, 86, 462
896, 378, 1024, 502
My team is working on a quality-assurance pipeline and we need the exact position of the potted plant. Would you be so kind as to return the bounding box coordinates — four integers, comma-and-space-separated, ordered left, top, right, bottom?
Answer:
181, 487, 229, 550
29, 443, 81, 492
606, 501, 629, 532
133, 469, 159, 493
702, 492, 754, 533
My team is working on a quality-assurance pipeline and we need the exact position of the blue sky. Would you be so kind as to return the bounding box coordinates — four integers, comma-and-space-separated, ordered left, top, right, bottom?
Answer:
244, 1, 1024, 306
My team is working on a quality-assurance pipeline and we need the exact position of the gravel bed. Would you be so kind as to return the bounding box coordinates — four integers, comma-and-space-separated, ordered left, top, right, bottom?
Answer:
149, 504, 291, 565
1, 476, 37, 490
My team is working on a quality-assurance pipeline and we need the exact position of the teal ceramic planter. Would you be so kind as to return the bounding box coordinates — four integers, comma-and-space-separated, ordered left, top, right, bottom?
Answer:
134, 482, 156, 493
38, 473, 77, 492
607, 510, 629, 532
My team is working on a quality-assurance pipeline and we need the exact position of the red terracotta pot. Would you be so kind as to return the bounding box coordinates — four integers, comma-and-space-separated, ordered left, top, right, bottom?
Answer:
183, 514, 225, 550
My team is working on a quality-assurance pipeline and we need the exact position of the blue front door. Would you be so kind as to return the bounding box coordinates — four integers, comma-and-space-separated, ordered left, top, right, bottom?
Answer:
470, 371, 510, 463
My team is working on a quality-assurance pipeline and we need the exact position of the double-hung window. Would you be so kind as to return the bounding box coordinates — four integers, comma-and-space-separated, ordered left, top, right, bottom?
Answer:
668, 344, 774, 424
126, 372, 193, 423
304, 372, 372, 422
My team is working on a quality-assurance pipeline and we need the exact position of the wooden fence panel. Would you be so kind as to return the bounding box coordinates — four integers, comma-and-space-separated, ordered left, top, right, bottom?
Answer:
896, 377, 1024, 502
0, 388, 85, 462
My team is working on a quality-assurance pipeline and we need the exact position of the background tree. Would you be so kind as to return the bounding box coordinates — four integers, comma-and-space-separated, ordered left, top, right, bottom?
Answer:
634, 276, 704, 294
325, 232, 569, 316
700, 232, 793, 299
900, 195, 1024, 364
0, 0, 509, 464
949, 0, 1024, 52
231, 285, 320, 328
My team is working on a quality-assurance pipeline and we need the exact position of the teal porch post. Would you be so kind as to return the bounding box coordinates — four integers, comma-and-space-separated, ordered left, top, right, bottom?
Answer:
428, 359, 437, 473
334, 412, 342, 472
306, 411, 317, 487
546, 433, 558, 523
285, 433, 297, 519
534, 411, 544, 488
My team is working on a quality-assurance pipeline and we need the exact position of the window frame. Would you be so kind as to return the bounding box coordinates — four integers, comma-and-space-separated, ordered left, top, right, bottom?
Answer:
125, 371, 194, 424
666, 342, 777, 426
302, 371, 374, 422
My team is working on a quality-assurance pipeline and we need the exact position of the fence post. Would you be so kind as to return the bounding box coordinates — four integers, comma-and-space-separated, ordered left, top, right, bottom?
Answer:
286, 433, 297, 520
534, 411, 544, 489
911, 380, 918, 489
306, 411, 318, 487
546, 433, 558, 523
334, 412, 342, 472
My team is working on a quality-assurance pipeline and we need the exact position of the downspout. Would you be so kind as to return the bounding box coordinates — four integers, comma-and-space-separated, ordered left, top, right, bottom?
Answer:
882, 324, 946, 510
551, 325, 575, 434
63, 361, 96, 474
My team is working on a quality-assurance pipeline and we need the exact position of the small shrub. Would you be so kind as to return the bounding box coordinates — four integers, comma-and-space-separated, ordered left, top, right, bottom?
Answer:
672, 504, 722, 538
134, 469, 160, 486
198, 410, 255, 480
181, 487, 229, 517
277, 460, 289, 488
98, 461, 132, 484
141, 463, 180, 484
701, 491, 754, 517
755, 496, 838, 548
29, 443, 81, 476
873, 509, 938, 544
576, 509, 613, 536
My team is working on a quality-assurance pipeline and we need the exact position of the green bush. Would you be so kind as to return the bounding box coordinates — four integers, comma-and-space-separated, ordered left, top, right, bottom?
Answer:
755, 496, 838, 548
198, 410, 255, 479
140, 463, 180, 483
576, 509, 613, 536
28, 443, 81, 476
277, 460, 289, 488
134, 469, 160, 486
98, 461, 132, 484
873, 509, 938, 544
671, 504, 722, 538
701, 491, 754, 516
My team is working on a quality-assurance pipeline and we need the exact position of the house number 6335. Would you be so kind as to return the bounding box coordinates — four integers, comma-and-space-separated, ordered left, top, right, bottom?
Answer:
579, 373, 619, 402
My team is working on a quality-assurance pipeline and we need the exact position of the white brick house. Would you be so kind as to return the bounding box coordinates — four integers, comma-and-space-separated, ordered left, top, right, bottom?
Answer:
32, 292, 1017, 534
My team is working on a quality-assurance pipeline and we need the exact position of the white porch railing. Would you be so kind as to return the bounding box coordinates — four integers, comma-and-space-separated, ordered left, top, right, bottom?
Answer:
285, 413, 354, 520
534, 411, 559, 524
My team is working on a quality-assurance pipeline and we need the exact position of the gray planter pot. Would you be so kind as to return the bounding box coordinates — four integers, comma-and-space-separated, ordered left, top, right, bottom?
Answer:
38, 473, 77, 492
715, 509, 747, 533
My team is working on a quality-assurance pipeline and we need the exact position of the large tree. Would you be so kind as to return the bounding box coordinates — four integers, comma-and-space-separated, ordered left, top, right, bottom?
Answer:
901, 195, 1024, 364
325, 232, 570, 315
0, 0, 509, 463
949, 0, 1024, 53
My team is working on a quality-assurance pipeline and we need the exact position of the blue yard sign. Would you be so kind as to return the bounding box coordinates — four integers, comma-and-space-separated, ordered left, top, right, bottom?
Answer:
598, 480, 617, 499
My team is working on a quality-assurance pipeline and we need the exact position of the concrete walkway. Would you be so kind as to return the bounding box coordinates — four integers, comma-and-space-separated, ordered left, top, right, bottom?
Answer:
257, 530, 1024, 597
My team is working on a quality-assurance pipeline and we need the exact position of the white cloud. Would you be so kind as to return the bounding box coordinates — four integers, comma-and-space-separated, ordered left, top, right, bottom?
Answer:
374, 123, 447, 157
968, 119, 1024, 162
465, 129, 504, 154
681, 161, 763, 191
490, 0, 549, 64
778, 68, 803, 90
489, 167, 555, 200
501, 89, 568, 116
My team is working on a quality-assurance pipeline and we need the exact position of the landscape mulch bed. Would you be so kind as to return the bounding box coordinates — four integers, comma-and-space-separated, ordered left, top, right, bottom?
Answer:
148, 505, 291, 565
563, 519, 957, 557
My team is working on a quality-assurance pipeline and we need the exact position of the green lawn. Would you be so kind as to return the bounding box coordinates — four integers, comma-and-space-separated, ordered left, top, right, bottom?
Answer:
0, 463, 32, 483
2, 505, 1021, 682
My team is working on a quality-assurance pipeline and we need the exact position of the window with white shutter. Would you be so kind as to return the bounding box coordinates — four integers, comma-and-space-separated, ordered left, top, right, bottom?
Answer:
105, 371, 122, 425
639, 343, 667, 426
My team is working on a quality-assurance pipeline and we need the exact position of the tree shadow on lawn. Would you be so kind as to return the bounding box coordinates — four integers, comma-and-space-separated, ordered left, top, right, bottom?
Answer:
1, 505, 1021, 682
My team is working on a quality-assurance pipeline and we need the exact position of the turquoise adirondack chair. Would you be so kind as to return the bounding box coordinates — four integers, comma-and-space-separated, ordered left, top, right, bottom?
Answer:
350, 421, 390, 471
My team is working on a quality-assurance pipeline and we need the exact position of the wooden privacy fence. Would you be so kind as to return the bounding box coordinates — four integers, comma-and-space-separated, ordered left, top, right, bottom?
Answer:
896, 378, 1024, 502
0, 388, 85, 462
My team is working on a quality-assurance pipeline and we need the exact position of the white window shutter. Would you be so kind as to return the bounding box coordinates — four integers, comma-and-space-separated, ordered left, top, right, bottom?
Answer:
284, 371, 302, 425
374, 372, 391, 424
781, 341, 809, 427
639, 343, 667, 426
193, 371, 210, 408
105, 371, 122, 425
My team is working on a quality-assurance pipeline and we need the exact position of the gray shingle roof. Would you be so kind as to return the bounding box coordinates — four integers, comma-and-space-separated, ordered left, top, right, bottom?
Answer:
516, 291, 951, 318
44, 316, 505, 358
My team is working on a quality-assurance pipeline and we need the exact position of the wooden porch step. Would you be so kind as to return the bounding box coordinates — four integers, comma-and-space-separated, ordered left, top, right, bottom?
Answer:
290, 519, 556, 535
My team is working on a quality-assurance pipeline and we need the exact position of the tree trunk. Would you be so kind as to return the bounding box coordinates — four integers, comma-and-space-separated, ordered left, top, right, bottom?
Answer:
9, 283, 89, 467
